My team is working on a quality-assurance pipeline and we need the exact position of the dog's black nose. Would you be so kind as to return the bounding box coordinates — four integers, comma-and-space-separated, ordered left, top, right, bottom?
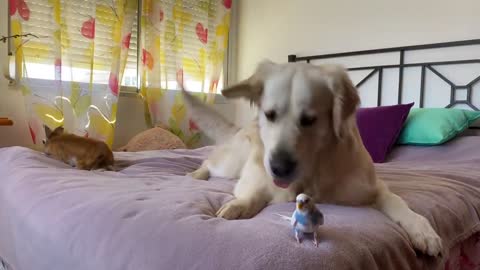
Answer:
270, 150, 297, 179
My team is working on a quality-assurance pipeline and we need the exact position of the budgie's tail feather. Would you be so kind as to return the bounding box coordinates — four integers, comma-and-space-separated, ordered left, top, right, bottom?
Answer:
274, 213, 292, 221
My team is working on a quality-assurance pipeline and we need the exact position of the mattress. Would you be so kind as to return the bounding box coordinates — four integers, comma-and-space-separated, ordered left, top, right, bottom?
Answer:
1, 137, 480, 270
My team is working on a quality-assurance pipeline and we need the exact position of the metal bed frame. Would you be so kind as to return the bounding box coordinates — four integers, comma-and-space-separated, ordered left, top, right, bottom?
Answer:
288, 39, 480, 110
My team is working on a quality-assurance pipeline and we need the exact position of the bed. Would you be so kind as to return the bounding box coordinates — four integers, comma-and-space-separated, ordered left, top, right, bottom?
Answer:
1, 40, 480, 270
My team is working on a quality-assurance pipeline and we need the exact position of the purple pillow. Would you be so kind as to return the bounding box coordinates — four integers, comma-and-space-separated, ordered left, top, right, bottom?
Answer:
356, 103, 414, 163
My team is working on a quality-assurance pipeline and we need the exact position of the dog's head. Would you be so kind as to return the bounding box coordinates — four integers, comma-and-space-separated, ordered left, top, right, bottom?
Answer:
222, 61, 359, 188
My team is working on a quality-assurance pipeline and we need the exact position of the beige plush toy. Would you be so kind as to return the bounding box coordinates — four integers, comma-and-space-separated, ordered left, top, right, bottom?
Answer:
117, 126, 186, 152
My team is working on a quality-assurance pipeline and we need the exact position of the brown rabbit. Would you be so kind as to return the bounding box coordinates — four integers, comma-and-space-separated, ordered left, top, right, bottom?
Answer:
43, 126, 114, 170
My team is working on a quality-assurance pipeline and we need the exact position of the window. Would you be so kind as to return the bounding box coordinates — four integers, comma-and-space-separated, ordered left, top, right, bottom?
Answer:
8, 0, 138, 90
137, 0, 229, 93
121, 16, 138, 88
8, 0, 230, 94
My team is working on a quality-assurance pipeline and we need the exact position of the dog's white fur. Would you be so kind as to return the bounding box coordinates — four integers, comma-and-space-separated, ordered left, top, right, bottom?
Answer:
183, 61, 443, 256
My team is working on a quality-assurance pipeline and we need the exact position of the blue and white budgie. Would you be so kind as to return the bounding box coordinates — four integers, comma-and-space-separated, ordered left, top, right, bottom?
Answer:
277, 193, 324, 246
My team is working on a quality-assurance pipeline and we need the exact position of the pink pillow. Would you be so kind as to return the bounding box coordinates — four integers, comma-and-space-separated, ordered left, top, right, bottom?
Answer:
356, 103, 414, 163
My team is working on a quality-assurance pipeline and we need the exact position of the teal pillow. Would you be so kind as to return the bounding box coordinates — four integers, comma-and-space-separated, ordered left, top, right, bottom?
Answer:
398, 108, 480, 145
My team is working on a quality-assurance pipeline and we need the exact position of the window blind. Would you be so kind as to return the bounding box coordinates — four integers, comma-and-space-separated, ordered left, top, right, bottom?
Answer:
123, 16, 138, 87
12, 0, 227, 92
140, 0, 226, 92
15, 0, 138, 87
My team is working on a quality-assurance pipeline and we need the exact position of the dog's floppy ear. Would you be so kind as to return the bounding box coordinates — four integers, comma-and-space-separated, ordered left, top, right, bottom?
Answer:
329, 66, 360, 139
221, 60, 276, 104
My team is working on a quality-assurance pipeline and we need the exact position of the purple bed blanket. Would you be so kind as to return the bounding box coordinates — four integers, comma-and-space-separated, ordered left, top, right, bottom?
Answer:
1, 137, 480, 270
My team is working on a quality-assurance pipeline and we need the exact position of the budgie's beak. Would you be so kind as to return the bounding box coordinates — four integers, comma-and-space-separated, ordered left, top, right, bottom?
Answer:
297, 202, 304, 210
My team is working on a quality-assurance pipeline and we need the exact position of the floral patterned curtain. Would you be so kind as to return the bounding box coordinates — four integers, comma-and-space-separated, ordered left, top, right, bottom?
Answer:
139, 0, 232, 147
10, 0, 137, 147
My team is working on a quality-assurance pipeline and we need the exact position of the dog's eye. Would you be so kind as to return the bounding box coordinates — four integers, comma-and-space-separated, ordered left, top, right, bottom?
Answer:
42, 139, 46, 145
299, 114, 317, 127
264, 110, 277, 122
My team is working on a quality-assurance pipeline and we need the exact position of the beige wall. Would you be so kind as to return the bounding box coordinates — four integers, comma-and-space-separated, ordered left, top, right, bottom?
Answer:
234, 0, 480, 125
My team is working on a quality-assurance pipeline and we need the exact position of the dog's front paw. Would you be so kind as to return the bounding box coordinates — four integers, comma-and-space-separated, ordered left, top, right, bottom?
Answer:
187, 167, 210, 180
216, 199, 258, 220
401, 213, 443, 256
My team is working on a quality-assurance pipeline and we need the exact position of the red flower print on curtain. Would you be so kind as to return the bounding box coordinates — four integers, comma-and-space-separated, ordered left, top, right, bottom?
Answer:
10, 0, 30, 20
81, 18, 95, 39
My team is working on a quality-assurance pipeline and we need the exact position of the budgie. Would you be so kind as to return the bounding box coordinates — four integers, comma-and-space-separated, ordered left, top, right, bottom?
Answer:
276, 193, 324, 246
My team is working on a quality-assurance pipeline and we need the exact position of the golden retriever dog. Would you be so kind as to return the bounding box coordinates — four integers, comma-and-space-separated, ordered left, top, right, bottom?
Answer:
182, 61, 442, 256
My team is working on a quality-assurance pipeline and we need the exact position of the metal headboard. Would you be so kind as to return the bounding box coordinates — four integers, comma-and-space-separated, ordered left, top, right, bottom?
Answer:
288, 39, 480, 110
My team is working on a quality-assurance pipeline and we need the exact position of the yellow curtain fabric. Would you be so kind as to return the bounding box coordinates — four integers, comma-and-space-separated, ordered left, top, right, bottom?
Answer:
10, 0, 137, 147
140, 0, 232, 147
